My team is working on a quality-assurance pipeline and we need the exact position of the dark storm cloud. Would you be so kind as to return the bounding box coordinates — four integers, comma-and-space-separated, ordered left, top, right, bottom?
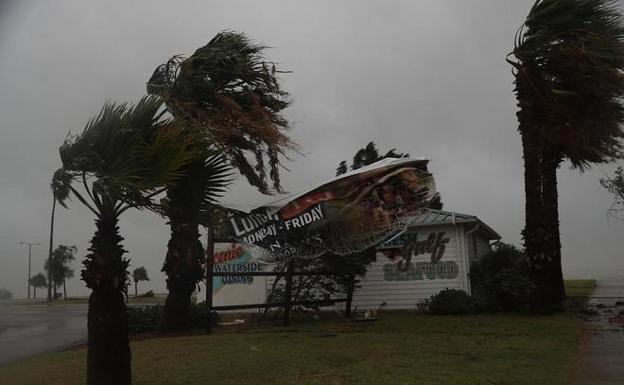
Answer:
1, 0, 623, 297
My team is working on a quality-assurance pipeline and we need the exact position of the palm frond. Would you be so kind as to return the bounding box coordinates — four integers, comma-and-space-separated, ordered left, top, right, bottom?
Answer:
51, 168, 73, 208
159, 150, 233, 224
510, 0, 624, 168
59, 96, 195, 213
147, 30, 295, 193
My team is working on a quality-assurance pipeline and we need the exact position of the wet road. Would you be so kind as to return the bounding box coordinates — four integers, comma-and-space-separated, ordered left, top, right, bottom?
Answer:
0, 305, 87, 366
570, 279, 624, 385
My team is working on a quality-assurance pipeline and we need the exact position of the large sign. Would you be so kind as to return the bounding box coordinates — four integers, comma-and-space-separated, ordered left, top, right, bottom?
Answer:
212, 243, 263, 292
227, 158, 438, 261
378, 231, 458, 281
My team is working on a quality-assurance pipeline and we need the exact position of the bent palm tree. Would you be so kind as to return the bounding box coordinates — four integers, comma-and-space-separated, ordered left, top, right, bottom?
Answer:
147, 31, 293, 330
56, 96, 193, 385
47, 169, 71, 301
509, 0, 624, 311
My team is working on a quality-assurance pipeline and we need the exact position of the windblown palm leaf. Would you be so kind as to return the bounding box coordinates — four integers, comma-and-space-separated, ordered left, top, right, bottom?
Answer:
59, 96, 196, 215
51, 168, 72, 208
510, 0, 624, 168
160, 150, 232, 226
147, 30, 294, 193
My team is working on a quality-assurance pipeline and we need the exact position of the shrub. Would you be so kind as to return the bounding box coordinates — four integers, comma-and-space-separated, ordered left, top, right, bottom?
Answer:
127, 303, 218, 334
425, 289, 479, 315
470, 243, 534, 312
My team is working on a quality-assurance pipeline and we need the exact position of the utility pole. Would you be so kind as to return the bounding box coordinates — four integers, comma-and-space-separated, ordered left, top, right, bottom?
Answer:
20, 242, 41, 299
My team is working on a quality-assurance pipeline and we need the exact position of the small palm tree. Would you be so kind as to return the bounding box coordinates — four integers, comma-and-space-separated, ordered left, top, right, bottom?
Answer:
509, 0, 624, 311
29, 273, 47, 299
131, 266, 150, 296
56, 95, 194, 385
147, 31, 292, 331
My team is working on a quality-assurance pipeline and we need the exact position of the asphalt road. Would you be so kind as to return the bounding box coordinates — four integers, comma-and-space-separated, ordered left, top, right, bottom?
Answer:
0, 305, 87, 366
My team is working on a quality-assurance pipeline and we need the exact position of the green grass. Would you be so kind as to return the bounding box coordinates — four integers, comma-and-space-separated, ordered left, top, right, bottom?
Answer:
564, 279, 596, 298
0, 313, 582, 385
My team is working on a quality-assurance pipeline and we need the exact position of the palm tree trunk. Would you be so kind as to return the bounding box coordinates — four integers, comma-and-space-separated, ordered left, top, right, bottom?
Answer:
47, 195, 56, 303
63, 280, 67, 301
161, 222, 204, 332
541, 149, 566, 306
135, 282, 138, 297
516, 64, 551, 313
84, 214, 131, 385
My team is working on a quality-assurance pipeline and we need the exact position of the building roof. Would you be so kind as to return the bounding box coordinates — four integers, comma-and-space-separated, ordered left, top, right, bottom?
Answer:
403, 209, 501, 240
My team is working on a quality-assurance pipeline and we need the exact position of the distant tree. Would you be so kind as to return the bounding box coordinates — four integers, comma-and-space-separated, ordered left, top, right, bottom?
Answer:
29, 273, 47, 299
45, 245, 76, 300
601, 166, 624, 219
337, 142, 443, 209
48, 169, 71, 302
341, 142, 408, 174
335, 161, 348, 177
132, 267, 150, 296
0, 288, 13, 300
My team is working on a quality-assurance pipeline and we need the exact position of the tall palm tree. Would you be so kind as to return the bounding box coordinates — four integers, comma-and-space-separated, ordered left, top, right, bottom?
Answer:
56, 96, 194, 385
147, 31, 293, 330
509, 0, 624, 311
47, 169, 71, 302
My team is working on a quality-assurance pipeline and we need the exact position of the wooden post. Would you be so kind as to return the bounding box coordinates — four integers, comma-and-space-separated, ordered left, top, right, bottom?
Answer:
283, 259, 294, 326
205, 226, 215, 334
345, 274, 355, 318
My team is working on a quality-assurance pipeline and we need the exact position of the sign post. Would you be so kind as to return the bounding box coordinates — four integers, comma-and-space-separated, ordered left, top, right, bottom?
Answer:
205, 227, 214, 334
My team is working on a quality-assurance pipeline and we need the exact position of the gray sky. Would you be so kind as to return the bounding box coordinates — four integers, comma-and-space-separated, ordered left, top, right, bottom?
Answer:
1, 0, 623, 298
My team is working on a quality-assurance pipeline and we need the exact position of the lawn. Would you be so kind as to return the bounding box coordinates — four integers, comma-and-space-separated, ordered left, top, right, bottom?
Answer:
0, 312, 582, 385
564, 279, 596, 298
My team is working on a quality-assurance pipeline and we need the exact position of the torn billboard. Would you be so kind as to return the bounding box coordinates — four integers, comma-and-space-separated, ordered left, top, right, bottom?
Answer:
226, 157, 438, 261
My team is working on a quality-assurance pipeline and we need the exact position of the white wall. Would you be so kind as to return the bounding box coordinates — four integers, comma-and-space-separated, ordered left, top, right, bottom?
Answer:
352, 224, 468, 310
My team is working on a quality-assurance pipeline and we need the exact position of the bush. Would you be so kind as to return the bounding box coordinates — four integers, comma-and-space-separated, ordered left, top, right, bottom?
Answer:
470, 243, 534, 312
425, 289, 479, 315
127, 303, 218, 334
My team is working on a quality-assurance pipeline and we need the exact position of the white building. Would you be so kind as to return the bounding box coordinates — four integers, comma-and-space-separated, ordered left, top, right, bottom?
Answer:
210, 209, 500, 311
351, 209, 500, 310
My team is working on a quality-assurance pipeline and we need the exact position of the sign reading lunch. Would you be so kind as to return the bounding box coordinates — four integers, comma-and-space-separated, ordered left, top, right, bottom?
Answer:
227, 158, 438, 261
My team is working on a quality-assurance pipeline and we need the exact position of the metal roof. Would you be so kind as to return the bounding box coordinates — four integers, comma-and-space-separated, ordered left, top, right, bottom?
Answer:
403, 209, 501, 240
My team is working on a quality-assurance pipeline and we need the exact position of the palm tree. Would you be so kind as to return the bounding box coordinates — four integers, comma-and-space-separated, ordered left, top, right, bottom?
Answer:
147, 31, 293, 331
47, 169, 71, 302
56, 96, 194, 385
509, 0, 624, 311
29, 273, 47, 299
131, 266, 150, 296
45, 245, 77, 300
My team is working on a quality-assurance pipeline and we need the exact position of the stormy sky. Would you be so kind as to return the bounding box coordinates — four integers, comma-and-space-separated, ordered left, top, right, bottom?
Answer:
1, 0, 623, 298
